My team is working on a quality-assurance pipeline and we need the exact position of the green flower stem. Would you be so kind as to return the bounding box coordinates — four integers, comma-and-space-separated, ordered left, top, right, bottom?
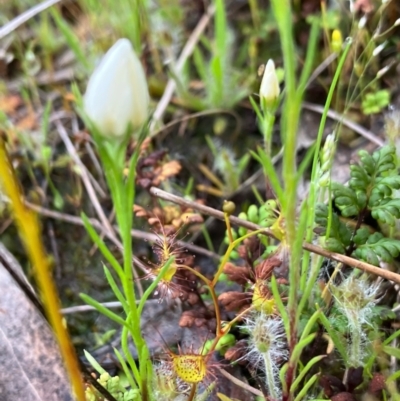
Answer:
263, 352, 278, 399
94, 131, 150, 395
269, 0, 305, 399
262, 109, 276, 157
269, 0, 300, 323
347, 310, 362, 366
299, 40, 352, 311
212, 228, 267, 286
350, 324, 362, 366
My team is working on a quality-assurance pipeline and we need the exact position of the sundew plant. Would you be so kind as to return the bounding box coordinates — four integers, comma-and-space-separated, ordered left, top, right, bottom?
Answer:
1, 1, 400, 401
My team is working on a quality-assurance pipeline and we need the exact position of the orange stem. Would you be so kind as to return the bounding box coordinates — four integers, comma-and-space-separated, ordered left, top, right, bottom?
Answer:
224, 212, 234, 244
0, 140, 85, 400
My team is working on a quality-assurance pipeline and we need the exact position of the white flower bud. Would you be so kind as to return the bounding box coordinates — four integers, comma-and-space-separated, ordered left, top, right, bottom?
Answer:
358, 15, 367, 29
372, 42, 386, 57
259, 59, 280, 108
377, 64, 390, 78
84, 38, 149, 138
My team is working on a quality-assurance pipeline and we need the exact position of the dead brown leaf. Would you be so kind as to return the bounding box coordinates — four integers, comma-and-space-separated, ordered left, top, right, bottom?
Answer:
0, 94, 21, 114
153, 160, 182, 185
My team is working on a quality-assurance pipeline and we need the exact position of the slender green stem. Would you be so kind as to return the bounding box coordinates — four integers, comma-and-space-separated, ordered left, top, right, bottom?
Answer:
263, 352, 278, 399
269, 1, 303, 399
262, 111, 276, 157
348, 314, 362, 367
95, 134, 150, 394
212, 228, 266, 286
300, 40, 353, 306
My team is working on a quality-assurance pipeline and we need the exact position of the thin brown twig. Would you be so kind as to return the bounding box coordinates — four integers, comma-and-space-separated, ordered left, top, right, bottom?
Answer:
62, 301, 123, 314
56, 120, 144, 295
0, 0, 66, 39
149, 186, 400, 285
302, 101, 384, 146
151, 109, 241, 139
306, 52, 338, 88
23, 201, 220, 261
217, 368, 264, 397
150, 4, 215, 132
56, 121, 115, 237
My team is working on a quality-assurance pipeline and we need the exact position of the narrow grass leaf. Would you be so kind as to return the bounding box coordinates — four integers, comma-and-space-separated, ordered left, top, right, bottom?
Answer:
114, 347, 138, 390
215, 0, 228, 58
270, 275, 290, 335
383, 345, 400, 360
79, 293, 127, 327
293, 373, 319, 401
384, 329, 400, 345
291, 333, 316, 362
50, 9, 90, 70
298, 18, 320, 92
299, 309, 321, 341
290, 355, 325, 392
319, 310, 348, 362
103, 265, 129, 314
138, 256, 175, 316
251, 148, 284, 204
193, 47, 208, 82
249, 95, 264, 123
83, 350, 107, 375
81, 212, 124, 279
121, 324, 141, 386
387, 370, 400, 383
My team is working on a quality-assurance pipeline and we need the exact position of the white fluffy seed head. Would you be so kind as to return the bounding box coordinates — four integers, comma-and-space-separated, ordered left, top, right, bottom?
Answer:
331, 274, 381, 326
241, 313, 288, 371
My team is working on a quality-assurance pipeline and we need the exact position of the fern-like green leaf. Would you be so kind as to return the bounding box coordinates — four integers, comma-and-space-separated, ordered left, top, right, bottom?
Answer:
353, 234, 400, 265
368, 176, 400, 208
373, 145, 396, 175
352, 227, 371, 246
325, 238, 346, 253
332, 183, 361, 216
315, 203, 352, 250
316, 145, 400, 264
349, 164, 370, 191
358, 150, 376, 176
371, 199, 400, 225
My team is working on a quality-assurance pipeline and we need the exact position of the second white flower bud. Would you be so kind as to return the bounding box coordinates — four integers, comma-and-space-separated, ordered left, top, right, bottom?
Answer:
259, 59, 280, 110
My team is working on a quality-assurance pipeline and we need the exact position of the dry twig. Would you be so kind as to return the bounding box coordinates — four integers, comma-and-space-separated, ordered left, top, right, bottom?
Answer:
150, 4, 215, 132
218, 368, 264, 397
149, 186, 400, 285
0, 0, 65, 39
24, 201, 220, 262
